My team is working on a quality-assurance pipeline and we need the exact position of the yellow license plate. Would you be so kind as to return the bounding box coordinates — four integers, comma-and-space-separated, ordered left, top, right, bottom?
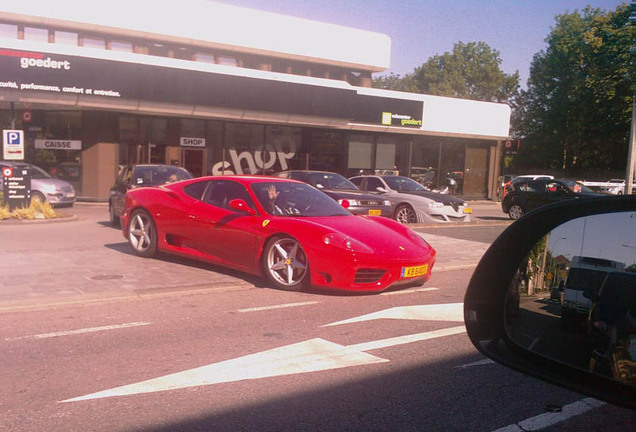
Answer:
368, 209, 382, 216
401, 264, 428, 278
464, 207, 472, 214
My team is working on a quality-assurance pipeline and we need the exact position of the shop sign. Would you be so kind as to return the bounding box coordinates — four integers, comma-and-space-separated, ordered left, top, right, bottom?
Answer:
2, 166, 31, 211
180, 137, 206, 148
35, 139, 82, 150
3, 129, 24, 160
381, 112, 422, 128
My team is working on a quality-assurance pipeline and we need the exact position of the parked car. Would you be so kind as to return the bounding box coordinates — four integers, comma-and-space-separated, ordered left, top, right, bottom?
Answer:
349, 175, 471, 224
600, 179, 626, 195
0, 161, 76, 207
271, 170, 393, 217
109, 164, 192, 225
501, 174, 554, 200
501, 178, 602, 220
121, 175, 436, 292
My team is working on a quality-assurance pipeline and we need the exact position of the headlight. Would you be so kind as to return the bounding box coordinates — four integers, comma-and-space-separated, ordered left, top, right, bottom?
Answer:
323, 233, 373, 253
428, 202, 444, 208
42, 184, 61, 194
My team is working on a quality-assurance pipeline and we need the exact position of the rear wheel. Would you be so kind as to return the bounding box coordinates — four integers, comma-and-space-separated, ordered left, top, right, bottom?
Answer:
508, 204, 524, 220
262, 236, 309, 291
127, 209, 157, 257
109, 202, 120, 227
395, 204, 416, 224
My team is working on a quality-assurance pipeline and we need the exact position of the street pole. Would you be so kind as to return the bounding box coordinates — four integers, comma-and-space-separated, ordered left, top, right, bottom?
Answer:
626, 95, 635, 195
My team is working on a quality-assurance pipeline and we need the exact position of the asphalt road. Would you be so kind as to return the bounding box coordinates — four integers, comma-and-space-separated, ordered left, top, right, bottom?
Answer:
0, 203, 633, 431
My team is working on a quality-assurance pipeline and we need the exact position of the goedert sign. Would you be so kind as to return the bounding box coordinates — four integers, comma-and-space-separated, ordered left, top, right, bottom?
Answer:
2, 166, 31, 211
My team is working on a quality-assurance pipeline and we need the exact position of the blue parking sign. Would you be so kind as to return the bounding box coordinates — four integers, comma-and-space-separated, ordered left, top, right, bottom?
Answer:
3, 129, 25, 160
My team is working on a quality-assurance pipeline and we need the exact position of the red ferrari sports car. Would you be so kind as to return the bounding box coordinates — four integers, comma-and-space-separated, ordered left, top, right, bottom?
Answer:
120, 175, 436, 292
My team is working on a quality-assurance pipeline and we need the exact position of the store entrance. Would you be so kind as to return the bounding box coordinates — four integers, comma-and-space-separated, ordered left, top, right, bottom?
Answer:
181, 148, 204, 177
463, 146, 488, 197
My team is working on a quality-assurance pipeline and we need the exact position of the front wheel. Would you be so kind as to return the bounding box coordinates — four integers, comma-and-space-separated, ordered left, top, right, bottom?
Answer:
127, 209, 158, 258
508, 204, 524, 220
31, 191, 46, 205
262, 236, 309, 291
109, 202, 120, 227
395, 204, 416, 224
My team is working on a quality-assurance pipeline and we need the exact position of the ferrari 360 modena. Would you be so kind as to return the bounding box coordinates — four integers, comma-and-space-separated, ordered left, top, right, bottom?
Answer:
120, 175, 436, 292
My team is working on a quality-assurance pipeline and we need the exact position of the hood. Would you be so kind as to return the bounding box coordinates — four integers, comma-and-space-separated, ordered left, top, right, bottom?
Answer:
323, 189, 386, 202
398, 190, 466, 204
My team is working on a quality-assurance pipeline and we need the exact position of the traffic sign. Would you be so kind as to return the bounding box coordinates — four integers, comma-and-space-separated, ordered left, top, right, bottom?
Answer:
3, 129, 25, 160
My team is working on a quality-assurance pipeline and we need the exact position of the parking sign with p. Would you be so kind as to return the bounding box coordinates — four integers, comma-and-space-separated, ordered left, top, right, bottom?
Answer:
3, 129, 25, 160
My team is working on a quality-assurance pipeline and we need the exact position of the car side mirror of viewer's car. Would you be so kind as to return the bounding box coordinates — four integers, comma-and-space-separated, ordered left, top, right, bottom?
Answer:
464, 195, 636, 409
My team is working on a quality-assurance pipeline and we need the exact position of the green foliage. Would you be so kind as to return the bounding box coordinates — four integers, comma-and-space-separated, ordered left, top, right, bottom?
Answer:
373, 41, 520, 104
512, 3, 634, 173
0, 200, 60, 220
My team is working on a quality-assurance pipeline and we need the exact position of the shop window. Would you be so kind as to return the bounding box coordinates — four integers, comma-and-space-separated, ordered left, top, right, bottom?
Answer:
308, 130, 345, 173
54, 31, 78, 46
82, 36, 106, 49
110, 40, 133, 52
376, 137, 397, 173
217, 55, 238, 66
265, 125, 303, 173
181, 119, 205, 138
348, 134, 374, 175
24, 27, 49, 42
217, 123, 265, 175
0, 23, 18, 38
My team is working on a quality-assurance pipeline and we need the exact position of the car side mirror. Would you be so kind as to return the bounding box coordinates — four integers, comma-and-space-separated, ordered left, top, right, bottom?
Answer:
229, 199, 256, 215
464, 195, 636, 409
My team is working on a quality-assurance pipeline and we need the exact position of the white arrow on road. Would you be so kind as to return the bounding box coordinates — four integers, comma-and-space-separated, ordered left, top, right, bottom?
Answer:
62, 324, 466, 403
323, 303, 464, 327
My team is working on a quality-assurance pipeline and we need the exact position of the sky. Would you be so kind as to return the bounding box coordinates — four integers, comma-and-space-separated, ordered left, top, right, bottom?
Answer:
213, 0, 627, 86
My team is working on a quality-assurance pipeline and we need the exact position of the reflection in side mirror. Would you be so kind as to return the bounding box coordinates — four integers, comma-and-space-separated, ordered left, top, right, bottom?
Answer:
506, 211, 636, 387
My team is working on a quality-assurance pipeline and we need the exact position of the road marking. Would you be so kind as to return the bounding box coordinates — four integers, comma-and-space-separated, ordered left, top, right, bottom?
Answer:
323, 303, 464, 327
491, 398, 605, 431
455, 359, 496, 369
4, 322, 151, 341
62, 325, 465, 403
237, 301, 320, 313
380, 287, 439, 296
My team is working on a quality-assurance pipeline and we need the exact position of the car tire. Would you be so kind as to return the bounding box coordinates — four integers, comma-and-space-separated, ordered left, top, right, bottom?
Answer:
127, 209, 158, 258
31, 191, 46, 205
395, 204, 416, 224
508, 204, 524, 220
262, 236, 309, 291
109, 202, 120, 227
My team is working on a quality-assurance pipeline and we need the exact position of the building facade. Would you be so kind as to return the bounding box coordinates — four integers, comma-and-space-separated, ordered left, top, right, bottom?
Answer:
0, 0, 510, 200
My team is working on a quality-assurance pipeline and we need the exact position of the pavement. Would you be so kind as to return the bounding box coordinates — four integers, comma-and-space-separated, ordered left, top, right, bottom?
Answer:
0, 200, 511, 312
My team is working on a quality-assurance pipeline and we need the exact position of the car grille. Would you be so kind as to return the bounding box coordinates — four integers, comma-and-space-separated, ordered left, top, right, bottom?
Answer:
354, 269, 387, 284
360, 200, 383, 206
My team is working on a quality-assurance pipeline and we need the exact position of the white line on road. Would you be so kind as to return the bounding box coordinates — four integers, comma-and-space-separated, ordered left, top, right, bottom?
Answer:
491, 398, 606, 431
455, 358, 496, 369
347, 325, 466, 352
4, 322, 151, 341
236, 301, 320, 313
380, 287, 439, 296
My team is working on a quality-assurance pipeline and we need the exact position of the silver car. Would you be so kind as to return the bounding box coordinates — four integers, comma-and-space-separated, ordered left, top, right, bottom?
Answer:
349, 175, 471, 224
0, 161, 76, 207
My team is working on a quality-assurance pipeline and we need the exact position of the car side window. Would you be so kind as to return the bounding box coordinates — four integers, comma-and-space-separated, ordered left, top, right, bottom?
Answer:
202, 180, 255, 211
349, 177, 362, 188
518, 181, 541, 192
184, 181, 209, 200
366, 177, 384, 192
545, 182, 566, 194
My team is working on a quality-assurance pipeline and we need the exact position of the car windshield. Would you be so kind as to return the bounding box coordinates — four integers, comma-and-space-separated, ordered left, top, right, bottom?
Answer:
132, 166, 193, 186
307, 172, 359, 191
383, 176, 427, 192
251, 181, 351, 217
561, 179, 594, 193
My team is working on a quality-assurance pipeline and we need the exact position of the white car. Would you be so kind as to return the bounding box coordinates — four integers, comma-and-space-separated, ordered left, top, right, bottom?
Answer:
599, 179, 625, 195
349, 175, 471, 224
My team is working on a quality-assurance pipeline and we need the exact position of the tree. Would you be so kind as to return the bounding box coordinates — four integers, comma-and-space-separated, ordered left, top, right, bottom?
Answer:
373, 41, 519, 104
512, 3, 634, 174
